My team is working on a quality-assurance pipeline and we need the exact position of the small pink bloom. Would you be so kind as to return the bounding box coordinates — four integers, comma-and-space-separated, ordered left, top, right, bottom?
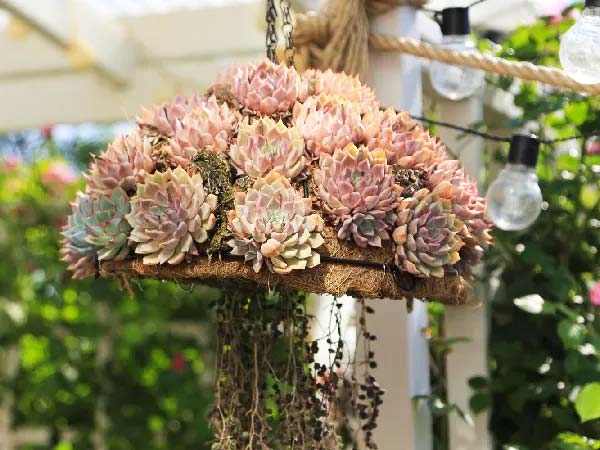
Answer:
41, 124, 53, 140
586, 139, 600, 156
1, 155, 21, 172
590, 283, 600, 306
41, 161, 77, 187
171, 353, 186, 373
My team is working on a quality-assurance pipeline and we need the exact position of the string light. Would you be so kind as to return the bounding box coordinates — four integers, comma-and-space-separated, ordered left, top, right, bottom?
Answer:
404, 115, 600, 231
486, 134, 542, 231
429, 7, 484, 100
559, 0, 600, 85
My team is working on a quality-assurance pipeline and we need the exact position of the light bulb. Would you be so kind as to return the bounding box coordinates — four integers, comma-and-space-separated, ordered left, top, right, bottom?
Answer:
559, 0, 600, 85
486, 135, 543, 231
429, 7, 484, 101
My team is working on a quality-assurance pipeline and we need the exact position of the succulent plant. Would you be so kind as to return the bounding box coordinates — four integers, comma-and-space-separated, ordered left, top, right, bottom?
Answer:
126, 167, 218, 265
393, 188, 464, 278
227, 171, 325, 274
227, 58, 301, 115
365, 108, 446, 170
300, 69, 378, 114
85, 188, 132, 261
60, 192, 98, 279
176, 96, 237, 153
137, 94, 204, 137
428, 160, 493, 266
61, 187, 132, 276
293, 95, 365, 159
60, 245, 97, 280
154, 96, 238, 169
313, 144, 400, 247
229, 117, 307, 179
86, 131, 156, 197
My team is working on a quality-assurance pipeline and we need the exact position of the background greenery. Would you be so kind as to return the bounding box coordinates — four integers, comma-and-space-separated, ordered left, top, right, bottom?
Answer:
477, 5, 600, 450
0, 135, 217, 449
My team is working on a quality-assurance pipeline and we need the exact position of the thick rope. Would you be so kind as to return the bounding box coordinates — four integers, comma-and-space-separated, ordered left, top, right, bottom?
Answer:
295, 0, 427, 79
369, 34, 600, 96
294, 13, 600, 95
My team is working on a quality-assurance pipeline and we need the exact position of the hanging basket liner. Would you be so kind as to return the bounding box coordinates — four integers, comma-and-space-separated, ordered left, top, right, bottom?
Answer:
100, 226, 470, 304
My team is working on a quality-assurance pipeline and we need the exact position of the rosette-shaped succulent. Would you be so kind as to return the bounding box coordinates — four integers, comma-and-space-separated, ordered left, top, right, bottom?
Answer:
313, 144, 399, 247
60, 192, 98, 279
428, 160, 493, 265
156, 97, 238, 169
229, 58, 300, 115
365, 108, 446, 170
393, 188, 464, 278
300, 69, 378, 114
61, 188, 131, 275
293, 95, 365, 159
126, 167, 218, 265
137, 94, 204, 137
80, 187, 132, 261
176, 97, 237, 153
227, 171, 325, 274
86, 131, 156, 196
229, 117, 307, 179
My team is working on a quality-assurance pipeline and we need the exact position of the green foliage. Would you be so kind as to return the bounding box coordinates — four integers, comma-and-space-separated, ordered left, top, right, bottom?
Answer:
0, 147, 216, 449
483, 9, 600, 450
576, 384, 600, 423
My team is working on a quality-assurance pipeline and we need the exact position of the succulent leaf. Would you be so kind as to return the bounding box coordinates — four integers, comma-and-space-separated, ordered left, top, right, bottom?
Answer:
293, 95, 365, 159
227, 172, 325, 274
85, 131, 156, 197
313, 143, 400, 248
393, 188, 464, 278
126, 167, 218, 265
229, 117, 307, 179
228, 58, 300, 115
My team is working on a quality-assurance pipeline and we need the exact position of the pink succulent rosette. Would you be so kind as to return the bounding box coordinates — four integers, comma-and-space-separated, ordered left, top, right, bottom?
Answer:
61, 57, 492, 284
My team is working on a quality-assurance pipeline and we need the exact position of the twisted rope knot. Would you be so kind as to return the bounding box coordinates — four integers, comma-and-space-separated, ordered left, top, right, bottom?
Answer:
294, 0, 427, 79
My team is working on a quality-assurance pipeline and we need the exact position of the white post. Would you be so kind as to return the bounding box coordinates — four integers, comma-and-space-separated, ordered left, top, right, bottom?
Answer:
0, 346, 18, 450
433, 94, 493, 450
367, 6, 432, 450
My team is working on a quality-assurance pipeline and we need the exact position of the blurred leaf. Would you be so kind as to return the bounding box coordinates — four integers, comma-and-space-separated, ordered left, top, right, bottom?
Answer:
558, 321, 587, 349
576, 383, 600, 422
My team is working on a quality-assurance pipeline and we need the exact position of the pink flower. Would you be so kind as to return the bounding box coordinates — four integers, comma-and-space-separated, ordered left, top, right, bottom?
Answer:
41, 124, 53, 140
1, 155, 21, 172
586, 139, 600, 156
590, 283, 600, 306
41, 161, 77, 187
171, 353, 186, 373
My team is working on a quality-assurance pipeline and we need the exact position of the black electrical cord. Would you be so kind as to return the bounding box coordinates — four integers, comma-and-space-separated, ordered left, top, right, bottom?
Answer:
213, 252, 460, 293
405, 112, 600, 146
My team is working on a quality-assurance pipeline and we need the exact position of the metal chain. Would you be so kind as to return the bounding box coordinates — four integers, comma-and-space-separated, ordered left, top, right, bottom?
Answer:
280, 0, 295, 67
266, 0, 278, 62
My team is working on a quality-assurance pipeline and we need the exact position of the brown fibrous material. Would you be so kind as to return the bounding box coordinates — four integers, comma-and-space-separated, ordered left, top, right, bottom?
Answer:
100, 227, 470, 305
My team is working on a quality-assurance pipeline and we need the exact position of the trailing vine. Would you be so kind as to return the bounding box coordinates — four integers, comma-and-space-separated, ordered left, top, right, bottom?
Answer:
210, 288, 347, 449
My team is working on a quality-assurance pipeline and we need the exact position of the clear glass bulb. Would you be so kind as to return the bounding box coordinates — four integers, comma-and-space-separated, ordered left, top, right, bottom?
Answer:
486, 164, 543, 231
559, 6, 600, 85
429, 35, 485, 101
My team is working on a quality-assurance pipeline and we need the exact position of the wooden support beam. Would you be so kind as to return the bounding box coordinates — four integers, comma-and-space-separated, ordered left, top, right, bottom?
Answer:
432, 91, 493, 450
0, 55, 263, 132
366, 6, 433, 450
0, 0, 136, 85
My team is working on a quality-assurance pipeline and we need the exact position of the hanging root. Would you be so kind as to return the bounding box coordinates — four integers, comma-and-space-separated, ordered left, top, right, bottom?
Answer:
210, 288, 346, 449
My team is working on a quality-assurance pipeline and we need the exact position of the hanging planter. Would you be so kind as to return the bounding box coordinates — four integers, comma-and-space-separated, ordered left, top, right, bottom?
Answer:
60, 59, 492, 305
